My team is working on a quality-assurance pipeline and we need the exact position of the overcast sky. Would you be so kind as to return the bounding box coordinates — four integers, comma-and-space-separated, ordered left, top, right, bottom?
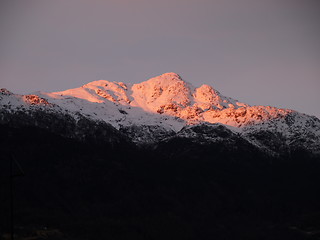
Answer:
1, 0, 319, 118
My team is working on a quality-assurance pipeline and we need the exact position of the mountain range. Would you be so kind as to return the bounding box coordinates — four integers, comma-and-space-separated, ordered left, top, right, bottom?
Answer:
1, 72, 320, 156
1, 73, 320, 240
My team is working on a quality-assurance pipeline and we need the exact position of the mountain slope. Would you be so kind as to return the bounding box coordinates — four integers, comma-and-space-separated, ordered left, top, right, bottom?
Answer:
1, 73, 320, 240
1, 72, 320, 155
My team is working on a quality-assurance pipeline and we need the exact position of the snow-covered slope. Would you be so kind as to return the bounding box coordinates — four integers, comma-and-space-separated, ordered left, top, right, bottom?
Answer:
1, 72, 320, 154
34, 72, 256, 128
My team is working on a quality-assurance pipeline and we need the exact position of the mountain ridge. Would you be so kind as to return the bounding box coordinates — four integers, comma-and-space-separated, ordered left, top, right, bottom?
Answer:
1, 73, 320, 240
1, 72, 320, 155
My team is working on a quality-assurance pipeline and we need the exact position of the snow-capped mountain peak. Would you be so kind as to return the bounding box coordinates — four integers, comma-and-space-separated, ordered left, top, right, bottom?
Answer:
49, 79, 131, 105
0, 73, 295, 128
1, 73, 320, 154
131, 72, 193, 112
35, 72, 250, 122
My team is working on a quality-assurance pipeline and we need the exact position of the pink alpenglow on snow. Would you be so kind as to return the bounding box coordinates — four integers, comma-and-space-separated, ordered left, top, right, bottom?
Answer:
1, 72, 296, 130
1, 72, 320, 153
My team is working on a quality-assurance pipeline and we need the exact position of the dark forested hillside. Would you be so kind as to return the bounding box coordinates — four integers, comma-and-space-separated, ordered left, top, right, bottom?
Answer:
1, 124, 320, 240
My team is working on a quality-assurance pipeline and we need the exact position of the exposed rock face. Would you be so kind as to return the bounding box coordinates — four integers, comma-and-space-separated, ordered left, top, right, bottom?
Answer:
23, 95, 52, 106
0, 88, 13, 95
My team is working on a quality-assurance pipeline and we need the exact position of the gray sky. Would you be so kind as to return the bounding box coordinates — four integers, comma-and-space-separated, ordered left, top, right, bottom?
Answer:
1, 0, 319, 118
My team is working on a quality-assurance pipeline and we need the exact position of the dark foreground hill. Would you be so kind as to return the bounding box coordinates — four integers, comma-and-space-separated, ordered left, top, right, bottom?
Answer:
1, 123, 320, 240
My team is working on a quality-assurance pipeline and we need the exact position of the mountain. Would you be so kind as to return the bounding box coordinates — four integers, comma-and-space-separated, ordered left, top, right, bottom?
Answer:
1, 72, 320, 155
1, 73, 320, 240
